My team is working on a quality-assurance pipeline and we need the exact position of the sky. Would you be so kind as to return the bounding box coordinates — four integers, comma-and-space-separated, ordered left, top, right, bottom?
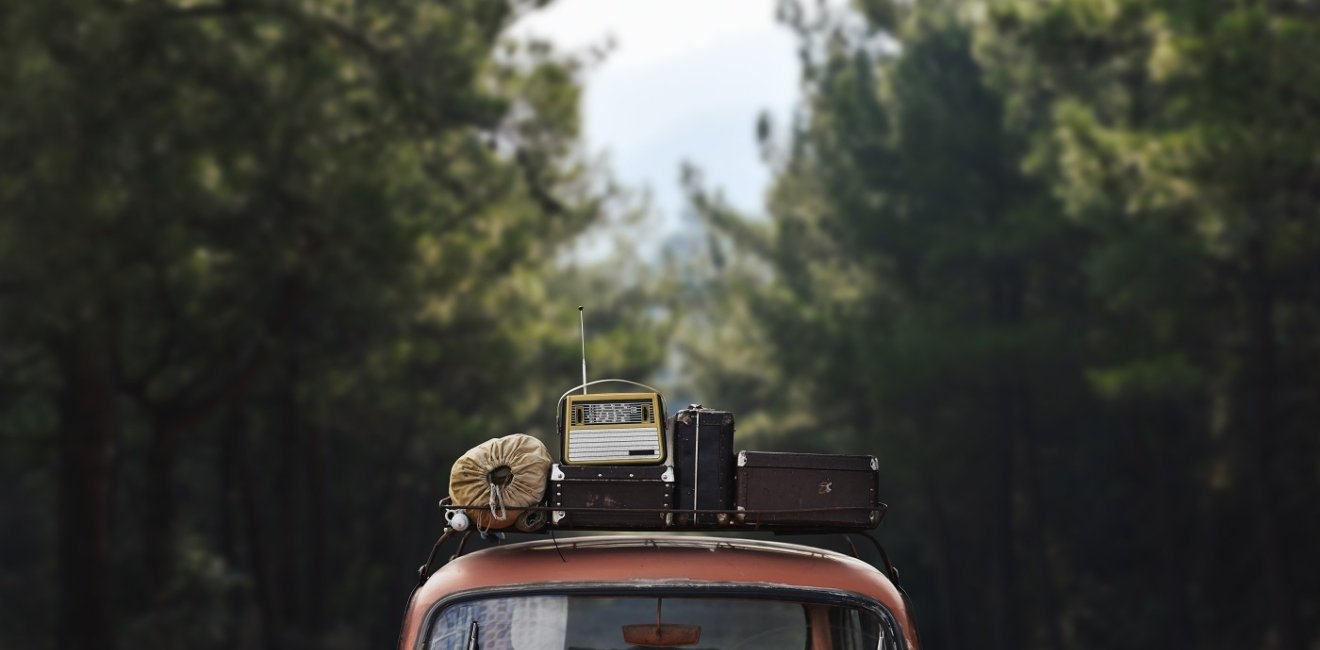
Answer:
509, 0, 803, 226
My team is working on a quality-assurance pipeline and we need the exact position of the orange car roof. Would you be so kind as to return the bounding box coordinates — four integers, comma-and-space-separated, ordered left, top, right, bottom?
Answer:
399, 534, 919, 649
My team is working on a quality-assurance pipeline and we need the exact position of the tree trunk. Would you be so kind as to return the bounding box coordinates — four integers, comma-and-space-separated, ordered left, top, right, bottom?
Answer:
987, 262, 1021, 650
55, 333, 119, 650
304, 422, 327, 642
1145, 406, 1197, 650
989, 415, 1017, 650
1243, 232, 1300, 650
219, 412, 242, 650
143, 420, 181, 601
276, 352, 303, 642
987, 259, 1064, 649
133, 269, 309, 603
923, 479, 964, 650
236, 424, 281, 650
1018, 386, 1063, 650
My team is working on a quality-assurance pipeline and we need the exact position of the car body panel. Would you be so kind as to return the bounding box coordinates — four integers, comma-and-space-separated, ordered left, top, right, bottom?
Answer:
398, 535, 920, 649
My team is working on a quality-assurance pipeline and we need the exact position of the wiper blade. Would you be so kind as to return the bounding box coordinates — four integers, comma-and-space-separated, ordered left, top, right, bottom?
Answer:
466, 619, 479, 650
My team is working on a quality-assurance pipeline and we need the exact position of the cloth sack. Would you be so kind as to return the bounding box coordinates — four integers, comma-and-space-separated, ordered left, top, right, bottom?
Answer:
449, 433, 552, 531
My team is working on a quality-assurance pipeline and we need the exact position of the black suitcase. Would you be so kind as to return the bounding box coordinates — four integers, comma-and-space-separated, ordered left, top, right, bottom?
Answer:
671, 406, 736, 525
549, 463, 673, 529
735, 451, 881, 528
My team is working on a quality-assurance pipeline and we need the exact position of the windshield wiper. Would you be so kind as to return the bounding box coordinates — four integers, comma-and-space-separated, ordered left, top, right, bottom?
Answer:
465, 620, 479, 650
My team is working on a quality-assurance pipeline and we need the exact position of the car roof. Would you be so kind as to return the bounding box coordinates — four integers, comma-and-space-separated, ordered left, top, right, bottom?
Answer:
399, 534, 918, 649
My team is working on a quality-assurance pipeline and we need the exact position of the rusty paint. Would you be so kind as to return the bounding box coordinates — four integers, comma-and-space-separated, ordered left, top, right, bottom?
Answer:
398, 535, 920, 650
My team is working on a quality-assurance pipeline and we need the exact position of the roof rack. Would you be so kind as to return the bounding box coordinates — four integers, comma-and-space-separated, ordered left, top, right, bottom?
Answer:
411, 524, 905, 593
440, 502, 888, 533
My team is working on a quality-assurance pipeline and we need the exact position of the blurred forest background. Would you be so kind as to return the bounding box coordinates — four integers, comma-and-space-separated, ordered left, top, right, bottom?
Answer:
1, 0, 1318, 649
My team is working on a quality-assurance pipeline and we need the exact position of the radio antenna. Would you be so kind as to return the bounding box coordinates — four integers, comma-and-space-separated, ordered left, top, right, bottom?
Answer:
578, 306, 588, 395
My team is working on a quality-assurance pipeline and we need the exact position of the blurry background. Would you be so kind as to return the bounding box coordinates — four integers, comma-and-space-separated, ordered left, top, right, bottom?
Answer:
2, 0, 1318, 649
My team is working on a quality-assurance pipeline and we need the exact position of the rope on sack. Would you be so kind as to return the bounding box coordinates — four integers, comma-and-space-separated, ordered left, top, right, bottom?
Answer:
483, 464, 511, 535
488, 482, 506, 521
487, 464, 511, 522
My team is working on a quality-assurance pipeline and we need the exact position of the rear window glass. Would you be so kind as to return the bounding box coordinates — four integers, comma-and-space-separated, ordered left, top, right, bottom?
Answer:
426, 593, 888, 650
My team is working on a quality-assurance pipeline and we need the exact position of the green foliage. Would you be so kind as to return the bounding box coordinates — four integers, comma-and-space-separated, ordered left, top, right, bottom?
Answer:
4, 0, 1318, 648
683, 0, 1320, 648
0, 1, 667, 648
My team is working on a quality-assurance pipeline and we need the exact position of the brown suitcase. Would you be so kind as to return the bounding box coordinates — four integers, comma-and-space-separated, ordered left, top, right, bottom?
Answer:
550, 463, 673, 529
735, 451, 881, 528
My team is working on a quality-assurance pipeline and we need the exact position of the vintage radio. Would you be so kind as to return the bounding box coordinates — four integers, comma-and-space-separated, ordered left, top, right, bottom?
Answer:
559, 392, 666, 465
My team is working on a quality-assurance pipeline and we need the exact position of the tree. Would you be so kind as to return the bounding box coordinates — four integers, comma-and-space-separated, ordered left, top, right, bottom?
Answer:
0, 0, 670, 647
983, 1, 1320, 646
684, 2, 1085, 646
682, 0, 1320, 647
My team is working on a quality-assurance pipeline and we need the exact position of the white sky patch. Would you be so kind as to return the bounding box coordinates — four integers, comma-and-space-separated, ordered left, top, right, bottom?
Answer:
515, 0, 776, 73
510, 0, 802, 226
